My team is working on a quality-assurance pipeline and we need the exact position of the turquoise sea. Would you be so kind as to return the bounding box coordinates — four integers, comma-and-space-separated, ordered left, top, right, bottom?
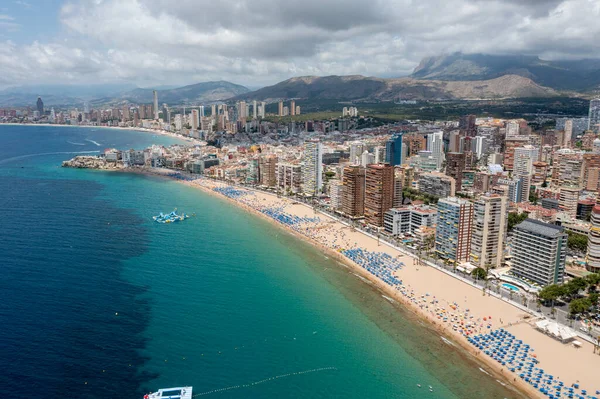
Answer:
0, 125, 523, 398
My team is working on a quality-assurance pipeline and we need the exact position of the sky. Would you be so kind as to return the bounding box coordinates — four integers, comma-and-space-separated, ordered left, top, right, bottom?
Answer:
1, 0, 599, 89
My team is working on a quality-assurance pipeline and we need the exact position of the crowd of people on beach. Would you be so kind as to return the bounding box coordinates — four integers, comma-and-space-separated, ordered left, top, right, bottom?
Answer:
194, 178, 599, 398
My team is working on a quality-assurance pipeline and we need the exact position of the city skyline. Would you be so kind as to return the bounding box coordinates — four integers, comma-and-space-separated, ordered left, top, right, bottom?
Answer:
1, 0, 600, 89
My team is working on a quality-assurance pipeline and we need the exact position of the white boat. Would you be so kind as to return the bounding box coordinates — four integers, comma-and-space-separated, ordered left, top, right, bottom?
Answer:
144, 386, 192, 399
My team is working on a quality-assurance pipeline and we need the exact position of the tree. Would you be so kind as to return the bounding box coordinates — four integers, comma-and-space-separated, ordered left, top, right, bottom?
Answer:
538, 284, 566, 303
566, 231, 588, 253
507, 212, 528, 232
569, 298, 591, 316
472, 267, 487, 280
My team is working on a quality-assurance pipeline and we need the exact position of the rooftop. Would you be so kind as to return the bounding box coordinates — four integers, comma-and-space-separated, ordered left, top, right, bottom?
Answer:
514, 218, 565, 237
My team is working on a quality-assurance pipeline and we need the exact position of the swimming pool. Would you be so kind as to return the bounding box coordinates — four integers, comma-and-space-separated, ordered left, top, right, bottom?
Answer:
502, 283, 520, 292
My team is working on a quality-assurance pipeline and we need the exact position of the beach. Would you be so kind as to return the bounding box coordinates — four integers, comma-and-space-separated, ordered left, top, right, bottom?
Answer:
160, 174, 600, 399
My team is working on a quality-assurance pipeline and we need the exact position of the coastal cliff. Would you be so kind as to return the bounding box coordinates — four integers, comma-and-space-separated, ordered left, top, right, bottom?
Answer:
62, 155, 124, 170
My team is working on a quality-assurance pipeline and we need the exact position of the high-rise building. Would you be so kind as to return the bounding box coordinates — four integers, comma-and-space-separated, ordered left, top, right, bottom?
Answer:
162, 104, 170, 124
588, 98, 600, 132
512, 219, 567, 286
445, 152, 466, 192
341, 165, 365, 217
36, 97, 44, 115
199, 106, 205, 117
587, 205, 600, 273
559, 187, 580, 219
153, 90, 159, 120
191, 109, 199, 130
364, 164, 394, 227
290, 100, 296, 116
426, 131, 444, 169
563, 119, 573, 147
329, 180, 344, 210
435, 197, 473, 263
277, 163, 303, 194
470, 194, 507, 269
418, 172, 456, 198
385, 133, 404, 166
302, 139, 323, 196
278, 101, 284, 116
349, 142, 365, 164
258, 154, 278, 187
237, 101, 247, 120
503, 137, 529, 171
513, 146, 539, 176
505, 121, 520, 137
459, 114, 477, 137
252, 100, 257, 119
260, 102, 266, 118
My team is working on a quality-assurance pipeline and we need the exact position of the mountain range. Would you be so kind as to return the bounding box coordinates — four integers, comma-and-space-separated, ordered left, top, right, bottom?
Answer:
2, 53, 599, 107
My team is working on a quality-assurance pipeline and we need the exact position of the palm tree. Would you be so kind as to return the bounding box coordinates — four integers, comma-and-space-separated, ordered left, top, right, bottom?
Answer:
551, 307, 557, 319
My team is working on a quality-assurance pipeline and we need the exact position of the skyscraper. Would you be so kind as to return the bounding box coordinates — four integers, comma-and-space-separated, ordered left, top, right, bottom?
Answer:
426, 131, 444, 170
290, 100, 296, 116
162, 103, 170, 124
563, 119, 573, 147
512, 219, 567, 286
260, 102, 266, 118
301, 139, 323, 196
341, 165, 366, 217
153, 90, 159, 120
385, 133, 404, 166
470, 194, 507, 269
459, 114, 476, 137
364, 164, 394, 227
445, 152, 466, 192
587, 204, 600, 273
190, 109, 199, 130
588, 98, 600, 132
252, 100, 257, 119
278, 101, 284, 117
36, 97, 44, 115
435, 197, 473, 263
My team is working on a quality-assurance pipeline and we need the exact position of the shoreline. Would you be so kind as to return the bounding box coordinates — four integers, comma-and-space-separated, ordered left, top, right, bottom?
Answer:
0, 123, 202, 145
122, 167, 541, 399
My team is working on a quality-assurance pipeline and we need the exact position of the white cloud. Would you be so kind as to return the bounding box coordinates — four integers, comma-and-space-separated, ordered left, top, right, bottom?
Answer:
1, 0, 600, 88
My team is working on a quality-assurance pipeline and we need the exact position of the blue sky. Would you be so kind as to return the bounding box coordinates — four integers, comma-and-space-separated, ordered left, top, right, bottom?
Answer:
0, 0, 599, 89
1, 0, 63, 44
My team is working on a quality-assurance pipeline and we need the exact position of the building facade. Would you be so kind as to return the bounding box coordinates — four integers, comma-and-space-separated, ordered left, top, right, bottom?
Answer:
511, 219, 567, 286
364, 164, 394, 227
469, 194, 507, 269
435, 197, 474, 263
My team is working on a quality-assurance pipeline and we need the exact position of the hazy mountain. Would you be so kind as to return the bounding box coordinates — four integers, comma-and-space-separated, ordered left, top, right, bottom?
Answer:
236, 74, 558, 102
411, 53, 600, 92
119, 81, 250, 104
0, 83, 136, 107
0, 81, 250, 108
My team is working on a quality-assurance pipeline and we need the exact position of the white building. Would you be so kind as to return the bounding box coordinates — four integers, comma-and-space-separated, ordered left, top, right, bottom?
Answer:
302, 139, 323, 196
469, 194, 507, 269
511, 219, 567, 286
588, 98, 600, 132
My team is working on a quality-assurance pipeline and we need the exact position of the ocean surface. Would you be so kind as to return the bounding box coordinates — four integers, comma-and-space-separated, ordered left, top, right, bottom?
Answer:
0, 125, 523, 398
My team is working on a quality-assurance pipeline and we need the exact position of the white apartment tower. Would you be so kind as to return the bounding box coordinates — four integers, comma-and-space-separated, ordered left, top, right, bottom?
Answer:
469, 194, 507, 269
153, 90, 159, 120
302, 139, 323, 196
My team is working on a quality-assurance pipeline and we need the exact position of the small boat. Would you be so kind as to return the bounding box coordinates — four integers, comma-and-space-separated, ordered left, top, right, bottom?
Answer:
144, 386, 192, 399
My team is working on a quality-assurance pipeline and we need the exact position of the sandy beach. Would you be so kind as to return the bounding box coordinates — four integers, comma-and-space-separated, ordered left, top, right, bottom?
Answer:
118, 168, 600, 399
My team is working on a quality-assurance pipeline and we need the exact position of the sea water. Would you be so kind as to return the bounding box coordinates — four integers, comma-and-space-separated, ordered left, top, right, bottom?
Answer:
0, 125, 523, 398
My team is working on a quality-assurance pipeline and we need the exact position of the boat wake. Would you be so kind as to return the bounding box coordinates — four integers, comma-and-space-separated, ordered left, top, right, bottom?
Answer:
440, 336, 456, 347
85, 139, 101, 146
479, 367, 491, 376
67, 141, 86, 146
382, 295, 396, 304
193, 367, 337, 397
0, 151, 100, 165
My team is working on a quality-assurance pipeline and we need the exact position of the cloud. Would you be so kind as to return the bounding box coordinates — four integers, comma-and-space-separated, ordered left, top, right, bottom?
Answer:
1, 0, 600, 88
0, 14, 20, 32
